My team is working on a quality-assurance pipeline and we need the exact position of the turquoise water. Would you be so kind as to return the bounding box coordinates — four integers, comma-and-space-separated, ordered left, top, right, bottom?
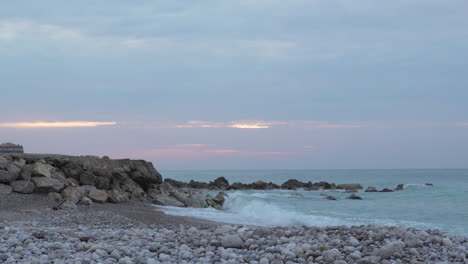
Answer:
159, 169, 468, 236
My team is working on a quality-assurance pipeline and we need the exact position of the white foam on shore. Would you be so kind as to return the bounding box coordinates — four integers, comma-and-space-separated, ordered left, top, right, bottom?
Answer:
154, 190, 450, 231
155, 191, 353, 227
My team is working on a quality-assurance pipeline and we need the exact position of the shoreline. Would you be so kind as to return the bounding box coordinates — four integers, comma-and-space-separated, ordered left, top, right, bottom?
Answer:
1, 193, 467, 264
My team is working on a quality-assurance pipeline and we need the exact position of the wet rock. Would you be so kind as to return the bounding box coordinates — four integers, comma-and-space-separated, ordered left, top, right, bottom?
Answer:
337, 184, 363, 192
347, 194, 363, 200
395, 184, 404, 191
365, 186, 378, 192
281, 179, 307, 189
326, 195, 337, 200
380, 188, 394, 192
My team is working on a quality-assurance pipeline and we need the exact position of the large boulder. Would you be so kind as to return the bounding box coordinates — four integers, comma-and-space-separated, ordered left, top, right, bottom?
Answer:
31, 177, 65, 193
0, 184, 12, 194
31, 162, 55, 177
10, 180, 35, 194
61, 187, 85, 204
0, 163, 21, 183
88, 189, 108, 203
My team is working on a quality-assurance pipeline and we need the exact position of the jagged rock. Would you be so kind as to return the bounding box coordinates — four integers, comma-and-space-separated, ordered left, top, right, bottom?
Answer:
229, 182, 246, 190
31, 177, 65, 193
188, 180, 209, 189
347, 194, 363, 200
120, 177, 145, 200
213, 191, 228, 204
211, 177, 229, 189
88, 189, 108, 203
311, 181, 335, 190
10, 180, 35, 194
337, 184, 363, 192
107, 189, 129, 203
380, 188, 394, 192
395, 184, 404, 191
61, 187, 84, 204
365, 186, 378, 192
281, 179, 307, 190
0, 184, 12, 194
206, 192, 228, 209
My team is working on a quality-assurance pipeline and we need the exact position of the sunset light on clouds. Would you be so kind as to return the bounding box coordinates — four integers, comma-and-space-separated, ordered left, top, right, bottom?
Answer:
1, 0, 468, 169
0, 121, 117, 128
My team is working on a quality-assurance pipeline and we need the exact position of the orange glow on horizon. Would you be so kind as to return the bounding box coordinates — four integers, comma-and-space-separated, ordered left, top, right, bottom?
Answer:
0, 121, 117, 128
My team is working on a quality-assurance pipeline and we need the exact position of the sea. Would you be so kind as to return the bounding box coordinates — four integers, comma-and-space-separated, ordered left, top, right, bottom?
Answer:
156, 169, 468, 236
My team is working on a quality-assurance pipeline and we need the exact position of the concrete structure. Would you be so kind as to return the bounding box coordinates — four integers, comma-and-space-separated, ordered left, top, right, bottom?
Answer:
0, 142, 24, 154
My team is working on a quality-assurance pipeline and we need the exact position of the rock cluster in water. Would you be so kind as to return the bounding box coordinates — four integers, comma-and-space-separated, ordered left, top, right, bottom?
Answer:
0, 154, 431, 210
0, 222, 466, 264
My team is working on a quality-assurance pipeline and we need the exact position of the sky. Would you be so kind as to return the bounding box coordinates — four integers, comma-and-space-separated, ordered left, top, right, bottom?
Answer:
1, 0, 468, 169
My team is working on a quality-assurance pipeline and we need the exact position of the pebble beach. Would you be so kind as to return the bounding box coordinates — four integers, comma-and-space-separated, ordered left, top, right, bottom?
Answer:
1, 194, 467, 264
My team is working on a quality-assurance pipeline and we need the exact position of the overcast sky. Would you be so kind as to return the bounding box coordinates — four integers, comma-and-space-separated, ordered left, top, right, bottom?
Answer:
1, 0, 467, 169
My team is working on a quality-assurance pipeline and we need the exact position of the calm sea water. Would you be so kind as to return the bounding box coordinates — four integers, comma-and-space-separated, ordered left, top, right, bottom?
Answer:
158, 169, 468, 236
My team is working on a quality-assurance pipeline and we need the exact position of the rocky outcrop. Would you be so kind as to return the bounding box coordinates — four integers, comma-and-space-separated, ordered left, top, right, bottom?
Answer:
337, 184, 363, 192
0, 154, 169, 206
